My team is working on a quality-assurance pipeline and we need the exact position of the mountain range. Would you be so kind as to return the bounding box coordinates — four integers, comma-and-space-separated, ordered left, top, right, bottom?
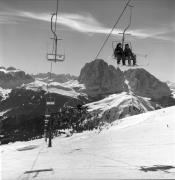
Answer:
0, 60, 175, 144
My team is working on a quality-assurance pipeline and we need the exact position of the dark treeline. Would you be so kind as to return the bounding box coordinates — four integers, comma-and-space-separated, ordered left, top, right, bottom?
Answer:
0, 105, 101, 145
51, 105, 101, 136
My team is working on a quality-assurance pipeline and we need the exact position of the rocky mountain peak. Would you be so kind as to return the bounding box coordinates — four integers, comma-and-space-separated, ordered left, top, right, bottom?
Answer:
124, 68, 171, 99
78, 59, 127, 97
78, 59, 171, 99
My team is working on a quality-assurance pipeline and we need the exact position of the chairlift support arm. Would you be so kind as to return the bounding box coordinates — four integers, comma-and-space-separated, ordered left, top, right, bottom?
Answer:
51, 13, 58, 61
121, 5, 133, 48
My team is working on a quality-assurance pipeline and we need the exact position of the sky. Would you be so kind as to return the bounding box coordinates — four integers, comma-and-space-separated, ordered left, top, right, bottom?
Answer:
0, 0, 175, 82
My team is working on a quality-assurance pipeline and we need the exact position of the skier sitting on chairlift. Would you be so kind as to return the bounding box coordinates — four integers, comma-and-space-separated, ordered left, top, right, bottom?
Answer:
114, 43, 125, 65
124, 44, 136, 66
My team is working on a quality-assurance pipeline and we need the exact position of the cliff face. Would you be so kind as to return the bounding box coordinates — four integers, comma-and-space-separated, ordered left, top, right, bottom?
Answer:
78, 59, 127, 97
124, 68, 171, 99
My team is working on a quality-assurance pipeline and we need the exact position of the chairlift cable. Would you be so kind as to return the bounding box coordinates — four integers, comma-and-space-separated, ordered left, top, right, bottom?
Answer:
94, 0, 132, 60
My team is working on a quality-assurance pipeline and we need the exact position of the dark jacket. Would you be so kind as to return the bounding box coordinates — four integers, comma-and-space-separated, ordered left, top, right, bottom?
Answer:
114, 46, 123, 57
124, 47, 133, 57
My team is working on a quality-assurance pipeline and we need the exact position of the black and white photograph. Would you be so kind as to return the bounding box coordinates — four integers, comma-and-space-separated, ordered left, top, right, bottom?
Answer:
0, 0, 175, 179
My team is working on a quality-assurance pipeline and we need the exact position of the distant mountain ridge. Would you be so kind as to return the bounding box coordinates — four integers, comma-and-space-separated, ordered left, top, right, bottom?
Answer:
0, 66, 34, 89
33, 73, 78, 83
0, 61, 175, 144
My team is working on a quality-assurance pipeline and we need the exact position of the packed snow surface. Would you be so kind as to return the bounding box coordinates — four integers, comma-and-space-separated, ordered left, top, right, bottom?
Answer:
1, 106, 175, 179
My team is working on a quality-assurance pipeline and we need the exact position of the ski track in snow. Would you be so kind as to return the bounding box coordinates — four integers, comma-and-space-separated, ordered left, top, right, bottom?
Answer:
1, 106, 175, 179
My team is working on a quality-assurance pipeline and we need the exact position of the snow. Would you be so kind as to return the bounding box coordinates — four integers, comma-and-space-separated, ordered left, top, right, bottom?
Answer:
48, 80, 85, 90
0, 109, 11, 117
0, 69, 21, 74
86, 92, 130, 112
86, 92, 154, 116
0, 87, 11, 101
125, 79, 132, 92
167, 81, 175, 98
24, 80, 47, 90
62, 80, 85, 89
24, 80, 86, 98
49, 87, 81, 98
0, 69, 8, 73
1, 106, 175, 179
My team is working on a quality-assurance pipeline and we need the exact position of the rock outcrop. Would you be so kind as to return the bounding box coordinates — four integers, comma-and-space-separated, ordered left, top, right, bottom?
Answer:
78, 59, 127, 97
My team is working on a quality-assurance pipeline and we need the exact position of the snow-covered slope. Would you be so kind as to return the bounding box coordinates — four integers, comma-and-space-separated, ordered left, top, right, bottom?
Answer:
0, 87, 11, 101
33, 73, 77, 83
23, 79, 86, 98
167, 81, 175, 98
0, 67, 21, 74
86, 92, 154, 122
2, 106, 175, 179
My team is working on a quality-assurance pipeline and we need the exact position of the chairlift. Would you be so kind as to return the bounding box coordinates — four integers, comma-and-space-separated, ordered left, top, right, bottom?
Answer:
46, 96, 55, 105
47, 12, 65, 63
47, 53, 65, 62
45, 114, 51, 118
112, 40, 132, 53
112, 4, 149, 67
44, 118, 49, 123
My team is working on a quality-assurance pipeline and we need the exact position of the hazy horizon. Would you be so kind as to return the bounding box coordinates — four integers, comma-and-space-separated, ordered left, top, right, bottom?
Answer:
0, 0, 175, 82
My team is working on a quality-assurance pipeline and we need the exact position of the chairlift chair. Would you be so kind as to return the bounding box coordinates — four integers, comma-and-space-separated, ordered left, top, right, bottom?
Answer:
45, 114, 51, 118
44, 118, 49, 123
112, 40, 133, 59
112, 40, 132, 52
47, 37, 65, 62
47, 53, 65, 62
46, 96, 55, 105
